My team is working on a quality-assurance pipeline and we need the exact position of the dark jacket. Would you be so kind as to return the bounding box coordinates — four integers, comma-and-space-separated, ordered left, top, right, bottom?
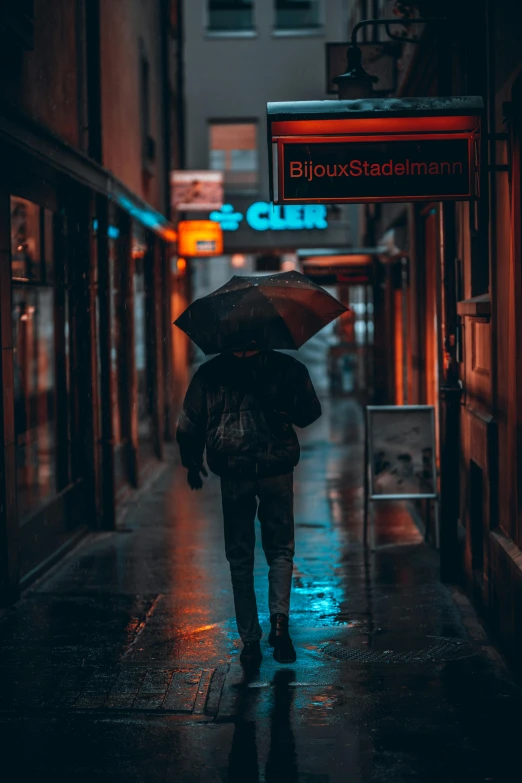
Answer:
176, 350, 321, 478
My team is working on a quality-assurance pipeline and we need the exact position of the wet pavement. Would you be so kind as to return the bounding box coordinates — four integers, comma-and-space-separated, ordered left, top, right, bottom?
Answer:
1, 395, 522, 782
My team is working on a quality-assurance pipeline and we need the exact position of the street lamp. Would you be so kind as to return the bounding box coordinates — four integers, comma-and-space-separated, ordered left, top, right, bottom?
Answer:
333, 16, 446, 100
333, 45, 378, 100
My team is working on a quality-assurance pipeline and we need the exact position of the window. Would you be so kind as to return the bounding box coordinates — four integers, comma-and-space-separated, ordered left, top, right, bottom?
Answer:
209, 122, 258, 191
207, 0, 254, 32
274, 0, 321, 31
10, 197, 57, 522
132, 224, 155, 464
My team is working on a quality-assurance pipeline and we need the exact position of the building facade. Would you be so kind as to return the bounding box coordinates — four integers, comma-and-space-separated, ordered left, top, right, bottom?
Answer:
0, 0, 184, 602
349, 0, 522, 664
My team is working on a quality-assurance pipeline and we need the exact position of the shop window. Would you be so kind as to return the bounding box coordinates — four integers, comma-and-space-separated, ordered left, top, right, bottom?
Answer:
108, 213, 126, 492
209, 121, 258, 191
10, 196, 57, 523
207, 0, 254, 32
12, 287, 55, 523
11, 199, 55, 284
132, 224, 154, 463
11, 197, 41, 281
274, 0, 321, 31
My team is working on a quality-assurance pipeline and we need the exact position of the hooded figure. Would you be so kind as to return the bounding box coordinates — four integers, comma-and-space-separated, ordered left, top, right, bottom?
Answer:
176, 348, 321, 666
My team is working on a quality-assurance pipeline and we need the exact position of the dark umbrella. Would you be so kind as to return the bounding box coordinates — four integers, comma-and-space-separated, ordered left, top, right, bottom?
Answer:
173, 270, 348, 354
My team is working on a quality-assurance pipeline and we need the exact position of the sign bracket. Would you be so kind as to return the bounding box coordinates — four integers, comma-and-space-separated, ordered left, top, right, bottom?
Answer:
350, 17, 447, 47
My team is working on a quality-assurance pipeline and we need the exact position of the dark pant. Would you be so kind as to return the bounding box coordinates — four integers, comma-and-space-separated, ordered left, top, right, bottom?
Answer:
220, 474, 295, 642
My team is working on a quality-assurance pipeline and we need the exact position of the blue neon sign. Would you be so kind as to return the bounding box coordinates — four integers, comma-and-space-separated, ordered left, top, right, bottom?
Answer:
209, 203, 244, 230
209, 202, 328, 232
92, 219, 120, 239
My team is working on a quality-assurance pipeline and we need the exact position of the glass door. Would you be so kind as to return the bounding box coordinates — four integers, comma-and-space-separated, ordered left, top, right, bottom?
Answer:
132, 224, 155, 467
11, 197, 57, 524
10, 194, 85, 576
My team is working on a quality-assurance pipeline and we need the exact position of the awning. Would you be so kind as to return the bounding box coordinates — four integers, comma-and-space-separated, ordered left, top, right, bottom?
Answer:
0, 101, 177, 243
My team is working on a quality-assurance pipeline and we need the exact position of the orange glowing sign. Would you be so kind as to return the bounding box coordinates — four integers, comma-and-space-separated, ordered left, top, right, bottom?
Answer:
177, 220, 223, 257
267, 97, 483, 204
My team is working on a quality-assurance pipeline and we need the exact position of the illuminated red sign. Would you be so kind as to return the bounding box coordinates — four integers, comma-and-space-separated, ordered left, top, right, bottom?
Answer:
177, 220, 223, 257
267, 97, 483, 204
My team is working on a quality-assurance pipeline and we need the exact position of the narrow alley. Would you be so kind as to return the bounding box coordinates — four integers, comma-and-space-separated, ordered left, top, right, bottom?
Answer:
3, 2, 522, 780
1, 385, 520, 781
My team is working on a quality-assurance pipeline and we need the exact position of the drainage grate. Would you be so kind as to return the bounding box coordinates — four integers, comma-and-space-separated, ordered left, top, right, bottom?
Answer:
322, 638, 473, 664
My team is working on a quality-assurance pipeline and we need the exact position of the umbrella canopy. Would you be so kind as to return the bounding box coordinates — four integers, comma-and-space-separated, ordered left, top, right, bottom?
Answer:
173, 270, 348, 355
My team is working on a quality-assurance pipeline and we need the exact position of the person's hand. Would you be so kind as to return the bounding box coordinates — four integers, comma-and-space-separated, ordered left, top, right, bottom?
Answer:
187, 466, 208, 490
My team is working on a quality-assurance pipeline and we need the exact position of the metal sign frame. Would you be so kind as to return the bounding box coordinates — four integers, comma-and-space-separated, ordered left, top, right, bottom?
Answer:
267, 96, 483, 206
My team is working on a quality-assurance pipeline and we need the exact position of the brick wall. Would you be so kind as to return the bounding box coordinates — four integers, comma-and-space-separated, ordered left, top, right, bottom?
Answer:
100, 0, 168, 213
0, 0, 81, 148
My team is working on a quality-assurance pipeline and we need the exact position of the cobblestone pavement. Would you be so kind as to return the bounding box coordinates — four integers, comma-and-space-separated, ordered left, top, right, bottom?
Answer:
1, 395, 521, 782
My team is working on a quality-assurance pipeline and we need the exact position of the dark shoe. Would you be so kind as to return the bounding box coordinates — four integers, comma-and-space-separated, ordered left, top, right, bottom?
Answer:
269, 613, 296, 663
240, 640, 262, 667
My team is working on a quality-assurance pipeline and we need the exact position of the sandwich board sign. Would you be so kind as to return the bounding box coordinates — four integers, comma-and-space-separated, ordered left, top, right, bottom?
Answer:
363, 405, 439, 550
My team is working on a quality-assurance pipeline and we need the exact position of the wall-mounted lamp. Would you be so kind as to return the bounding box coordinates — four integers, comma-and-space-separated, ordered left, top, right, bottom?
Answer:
334, 16, 446, 100
333, 45, 379, 100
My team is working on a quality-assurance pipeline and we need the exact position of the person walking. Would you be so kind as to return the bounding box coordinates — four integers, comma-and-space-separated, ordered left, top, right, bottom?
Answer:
176, 348, 321, 667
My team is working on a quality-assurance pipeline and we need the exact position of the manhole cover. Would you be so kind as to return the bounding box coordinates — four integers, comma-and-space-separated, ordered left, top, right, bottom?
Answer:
322, 638, 473, 663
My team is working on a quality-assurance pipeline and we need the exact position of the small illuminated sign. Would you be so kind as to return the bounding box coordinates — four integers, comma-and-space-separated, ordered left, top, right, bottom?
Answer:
178, 220, 223, 257
171, 170, 224, 211
268, 96, 483, 204
209, 202, 328, 232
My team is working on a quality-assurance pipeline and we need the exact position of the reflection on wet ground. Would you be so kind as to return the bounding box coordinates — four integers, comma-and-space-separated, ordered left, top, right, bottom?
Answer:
0, 395, 521, 782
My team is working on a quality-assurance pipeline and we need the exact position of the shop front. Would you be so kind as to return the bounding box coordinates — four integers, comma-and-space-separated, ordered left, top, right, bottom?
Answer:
7, 178, 88, 582
0, 122, 177, 602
